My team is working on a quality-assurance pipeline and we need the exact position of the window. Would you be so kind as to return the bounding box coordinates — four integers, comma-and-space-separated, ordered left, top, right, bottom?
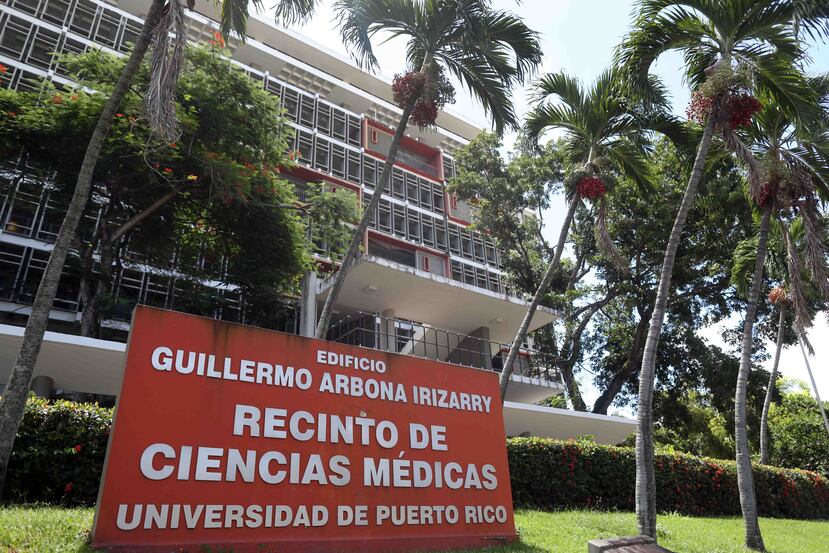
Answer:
432, 182, 445, 213
463, 263, 476, 286
475, 267, 487, 289
118, 19, 141, 52
448, 225, 461, 255
422, 255, 431, 272
331, 110, 346, 141
27, 27, 59, 69
435, 219, 447, 251
265, 78, 283, 99
347, 151, 361, 184
362, 192, 376, 229
421, 216, 435, 247
450, 195, 459, 210
282, 87, 299, 122
377, 199, 392, 234
473, 236, 485, 263
451, 260, 462, 282
405, 173, 418, 205
316, 103, 331, 135
392, 204, 406, 238
314, 136, 331, 173
370, 129, 378, 144
144, 274, 171, 308
346, 115, 361, 146
487, 271, 501, 293
363, 157, 376, 188
443, 156, 455, 180
0, 16, 32, 60
460, 228, 473, 259
419, 178, 432, 210
299, 94, 316, 128
407, 210, 420, 242
296, 131, 313, 164
0, 243, 24, 301
485, 241, 498, 266
331, 144, 346, 178
11, 0, 39, 16
94, 10, 121, 48
391, 168, 405, 200
69, 0, 97, 38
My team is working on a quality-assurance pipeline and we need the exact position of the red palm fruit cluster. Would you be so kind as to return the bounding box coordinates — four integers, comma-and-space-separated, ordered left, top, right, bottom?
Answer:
725, 93, 761, 129
768, 286, 788, 305
392, 71, 427, 108
758, 179, 778, 208
686, 90, 715, 124
577, 176, 606, 200
410, 100, 438, 127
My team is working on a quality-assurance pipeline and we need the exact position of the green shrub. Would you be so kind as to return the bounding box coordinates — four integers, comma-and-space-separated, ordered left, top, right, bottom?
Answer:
6, 397, 112, 505
508, 437, 829, 519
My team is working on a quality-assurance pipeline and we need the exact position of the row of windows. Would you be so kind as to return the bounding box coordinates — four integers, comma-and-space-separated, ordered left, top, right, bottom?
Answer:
294, 130, 449, 215
0, 241, 251, 323
451, 260, 503, 294
0, 1, 140, 60
363, 193, 449, 251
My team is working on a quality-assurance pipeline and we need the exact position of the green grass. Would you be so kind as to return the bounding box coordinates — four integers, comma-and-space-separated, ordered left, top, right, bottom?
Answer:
1, 506, 827, 553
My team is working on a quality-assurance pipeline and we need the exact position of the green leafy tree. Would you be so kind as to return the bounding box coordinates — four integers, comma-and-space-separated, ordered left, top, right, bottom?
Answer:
314, 0, 542, 338
617, 1, 828, 543
0, 0, 328, 496
500, 67, 685, 402
769, 380, 829, 476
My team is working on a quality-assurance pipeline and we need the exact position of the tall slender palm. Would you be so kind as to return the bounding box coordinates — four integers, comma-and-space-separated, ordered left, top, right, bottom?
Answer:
726, 83, 829, 550
498, 68, 686, 401
0, 0, 322, 498
617, 1, 827, 543
314, 0, 542, 338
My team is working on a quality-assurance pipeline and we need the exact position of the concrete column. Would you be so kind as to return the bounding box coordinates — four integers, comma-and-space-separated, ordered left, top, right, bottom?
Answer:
299, 271, 318, 338
378, 309, 397, 353
30, 375, 54, 398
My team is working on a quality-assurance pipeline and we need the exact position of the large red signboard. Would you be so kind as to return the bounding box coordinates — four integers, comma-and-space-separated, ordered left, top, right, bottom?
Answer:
92, 306, 516, 552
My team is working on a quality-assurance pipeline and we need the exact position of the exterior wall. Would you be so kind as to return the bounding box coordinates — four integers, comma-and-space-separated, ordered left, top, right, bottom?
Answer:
0, 0, 562, 403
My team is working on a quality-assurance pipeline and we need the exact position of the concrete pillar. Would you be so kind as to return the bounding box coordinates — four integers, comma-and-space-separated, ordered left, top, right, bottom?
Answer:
379, 309, 397, 353
299, 271, 318, 338
30, 375, 54, 398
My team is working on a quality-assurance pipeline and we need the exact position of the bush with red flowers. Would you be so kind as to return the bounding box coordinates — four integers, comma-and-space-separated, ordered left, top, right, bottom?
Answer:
508, 437, 829, 519
5, 397, 112, 505
577, 176, 606, 200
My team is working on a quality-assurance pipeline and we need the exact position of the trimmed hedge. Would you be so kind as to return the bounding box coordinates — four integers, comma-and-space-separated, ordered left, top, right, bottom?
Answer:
508, 437, 829, 520
6, 397, 111, 505
6, 399, 829, 520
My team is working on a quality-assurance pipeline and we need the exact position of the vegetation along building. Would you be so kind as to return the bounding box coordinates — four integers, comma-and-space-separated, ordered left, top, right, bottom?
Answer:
0, 0, 633, 442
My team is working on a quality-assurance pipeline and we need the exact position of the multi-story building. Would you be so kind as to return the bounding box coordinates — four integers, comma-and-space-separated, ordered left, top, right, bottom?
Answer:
0, 0, 633, 443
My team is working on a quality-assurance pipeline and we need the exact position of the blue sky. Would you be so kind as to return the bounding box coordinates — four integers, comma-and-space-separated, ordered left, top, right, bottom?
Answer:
280, 1, 829, 409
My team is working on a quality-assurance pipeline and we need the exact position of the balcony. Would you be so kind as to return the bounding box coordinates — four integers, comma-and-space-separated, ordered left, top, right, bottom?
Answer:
326, 311, 564, 404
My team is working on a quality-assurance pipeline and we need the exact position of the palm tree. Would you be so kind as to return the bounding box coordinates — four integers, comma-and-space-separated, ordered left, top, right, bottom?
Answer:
498, 68, 686, 401
617, 0, 827, 543
313, 0, 542, 338
726, 83, 829, 550
0, 0, 322, 498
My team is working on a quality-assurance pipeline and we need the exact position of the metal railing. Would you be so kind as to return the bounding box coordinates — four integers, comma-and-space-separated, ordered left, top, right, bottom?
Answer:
326, 311, 562, 385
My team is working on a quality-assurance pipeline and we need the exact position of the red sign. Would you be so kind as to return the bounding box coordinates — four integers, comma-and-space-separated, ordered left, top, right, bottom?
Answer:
92, 306, 516, 552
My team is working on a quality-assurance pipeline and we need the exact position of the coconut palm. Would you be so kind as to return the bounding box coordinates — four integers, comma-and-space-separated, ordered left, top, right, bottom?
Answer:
0, 0, 323, 498
617, 1, 828, 543
313, 0, 542, 338
497, 68, 686, 401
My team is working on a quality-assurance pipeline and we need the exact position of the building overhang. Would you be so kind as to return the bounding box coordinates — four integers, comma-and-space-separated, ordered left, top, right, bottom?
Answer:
316, 255, 556, 344
0, 324, 125, 396
503, 401, 636, 445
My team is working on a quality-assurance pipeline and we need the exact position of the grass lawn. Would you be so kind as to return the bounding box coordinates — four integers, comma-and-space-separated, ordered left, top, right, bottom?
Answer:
0, 505, 827, 553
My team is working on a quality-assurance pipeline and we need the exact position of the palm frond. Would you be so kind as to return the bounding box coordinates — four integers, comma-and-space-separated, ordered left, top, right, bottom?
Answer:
274, 0, 321, 25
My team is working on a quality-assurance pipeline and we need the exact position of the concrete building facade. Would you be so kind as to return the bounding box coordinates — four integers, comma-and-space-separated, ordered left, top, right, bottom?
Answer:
0, 0, 634, 443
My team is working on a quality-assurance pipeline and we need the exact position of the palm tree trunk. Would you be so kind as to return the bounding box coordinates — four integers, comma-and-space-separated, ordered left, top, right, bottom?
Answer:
314, 69, 425, 339
499, 195, 579, 401
636, 112, 716, 538
759, 306, 785, 465
735, 207, 771, 552
0, 0, 165, 497
798, 333, 829, 440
